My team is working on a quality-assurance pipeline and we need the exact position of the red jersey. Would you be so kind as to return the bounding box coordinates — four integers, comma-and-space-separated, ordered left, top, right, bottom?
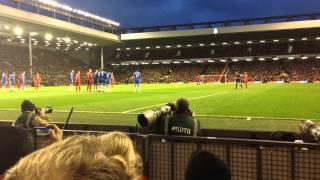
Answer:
244, 73, 249, 82
34, 74, 41, 83
75, 73, 81, 82
86, 72, 93, 81
195, 75, 202, 81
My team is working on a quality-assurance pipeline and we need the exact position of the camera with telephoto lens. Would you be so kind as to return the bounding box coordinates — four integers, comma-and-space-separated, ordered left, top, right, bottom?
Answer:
299, 120, 320, 141
35, 107, 53, 115
137, 103, 175, 133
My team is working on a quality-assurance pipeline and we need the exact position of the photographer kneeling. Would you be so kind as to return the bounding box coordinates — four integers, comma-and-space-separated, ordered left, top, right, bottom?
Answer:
13, 100, 52, 128
166, 98, 200, 136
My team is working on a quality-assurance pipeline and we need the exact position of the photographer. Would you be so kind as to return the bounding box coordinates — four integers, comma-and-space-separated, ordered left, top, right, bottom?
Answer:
166, 98, 200, 136
13, 100, 51, 129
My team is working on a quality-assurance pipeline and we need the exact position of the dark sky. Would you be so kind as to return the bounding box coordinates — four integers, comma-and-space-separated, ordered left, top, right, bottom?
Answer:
60, 0, 320, 28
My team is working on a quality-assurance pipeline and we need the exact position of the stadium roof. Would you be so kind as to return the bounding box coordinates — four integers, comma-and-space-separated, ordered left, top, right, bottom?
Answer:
0, 2, 121, 51
119, 13, 320, 47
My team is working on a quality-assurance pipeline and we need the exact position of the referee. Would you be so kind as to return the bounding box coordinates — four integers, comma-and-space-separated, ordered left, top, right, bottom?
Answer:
235, 72, 243, 89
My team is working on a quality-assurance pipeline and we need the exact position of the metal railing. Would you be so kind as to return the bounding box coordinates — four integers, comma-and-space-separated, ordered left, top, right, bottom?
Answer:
31, 130, 320, 180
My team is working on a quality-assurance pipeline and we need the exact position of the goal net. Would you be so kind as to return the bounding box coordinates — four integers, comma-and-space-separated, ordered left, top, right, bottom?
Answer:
200, 75, 227, 83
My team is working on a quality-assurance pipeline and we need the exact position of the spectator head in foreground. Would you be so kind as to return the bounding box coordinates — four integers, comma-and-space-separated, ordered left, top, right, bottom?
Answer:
185, 150, 231, 180
20, 100, 36, 112
4, 133, 140, 180
175, 98, 192, 116
99, 132, 142, 177
0, 126, 33, 177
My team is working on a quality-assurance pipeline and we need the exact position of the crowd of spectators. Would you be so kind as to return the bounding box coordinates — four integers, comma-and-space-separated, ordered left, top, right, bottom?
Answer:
1, 44, 320, 85
0, 45, 88, 86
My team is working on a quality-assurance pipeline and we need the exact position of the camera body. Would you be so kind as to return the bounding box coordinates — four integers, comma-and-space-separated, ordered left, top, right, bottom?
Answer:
34, 127, 51, 136
35, 107, 53, 115
137, 103, 175, 134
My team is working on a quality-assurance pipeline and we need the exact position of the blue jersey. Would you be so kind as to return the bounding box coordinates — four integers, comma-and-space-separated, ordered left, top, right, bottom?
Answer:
133, 71, 141, 80
9, 73, 15, 84
69, 71, 74, 83
106, 72, 111, 83
1, 73, 7, 85
99, 71, 107, 84
133, 71, 141, 84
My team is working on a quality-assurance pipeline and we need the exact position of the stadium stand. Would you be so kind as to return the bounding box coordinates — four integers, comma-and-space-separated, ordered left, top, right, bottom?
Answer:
0, 44, 88, 86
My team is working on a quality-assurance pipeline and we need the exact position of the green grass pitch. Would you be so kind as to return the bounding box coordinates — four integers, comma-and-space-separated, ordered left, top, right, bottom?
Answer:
0, 83, 319, 132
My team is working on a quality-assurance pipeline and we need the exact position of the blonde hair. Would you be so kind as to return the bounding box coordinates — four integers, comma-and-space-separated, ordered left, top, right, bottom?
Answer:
99, 132, 143, 176
4, 133, 140, 180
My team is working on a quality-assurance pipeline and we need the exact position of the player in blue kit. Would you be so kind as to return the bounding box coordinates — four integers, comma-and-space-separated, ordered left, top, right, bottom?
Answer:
133, 70, 141, 92
9, 72, 15, 92
1, 72, 7, 90
106, 71, 112, 91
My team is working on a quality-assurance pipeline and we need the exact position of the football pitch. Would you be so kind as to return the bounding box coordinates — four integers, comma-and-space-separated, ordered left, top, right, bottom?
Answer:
0, 83, 319, 132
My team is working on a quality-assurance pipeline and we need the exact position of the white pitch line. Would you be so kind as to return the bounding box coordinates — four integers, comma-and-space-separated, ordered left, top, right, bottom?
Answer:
121, 91, 229, 114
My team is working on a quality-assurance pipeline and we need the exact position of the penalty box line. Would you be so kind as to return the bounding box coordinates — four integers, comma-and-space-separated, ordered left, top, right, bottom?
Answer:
121, 92, 229, 114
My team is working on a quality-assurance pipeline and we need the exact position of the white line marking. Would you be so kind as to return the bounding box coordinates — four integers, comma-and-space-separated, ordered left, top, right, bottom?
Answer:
121, 92, 229, 113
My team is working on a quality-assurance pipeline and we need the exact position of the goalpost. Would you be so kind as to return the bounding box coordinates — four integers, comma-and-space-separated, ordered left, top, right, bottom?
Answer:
200, 75, 227, 83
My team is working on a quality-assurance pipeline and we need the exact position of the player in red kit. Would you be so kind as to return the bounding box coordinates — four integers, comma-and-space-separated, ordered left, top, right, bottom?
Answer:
86, 69, 93, 92
195, 75, 202, 85
33, 73, 41, 90
75, 71, 81, 92
244, 72, 249, 90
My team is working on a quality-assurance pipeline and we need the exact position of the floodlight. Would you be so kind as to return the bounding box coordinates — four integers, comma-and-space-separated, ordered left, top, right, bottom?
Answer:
213, 28, 218, 34
30, 32, 39, 36
64, 37, 71, 43
45, 33, 53, 40
14, 27, 23, 35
